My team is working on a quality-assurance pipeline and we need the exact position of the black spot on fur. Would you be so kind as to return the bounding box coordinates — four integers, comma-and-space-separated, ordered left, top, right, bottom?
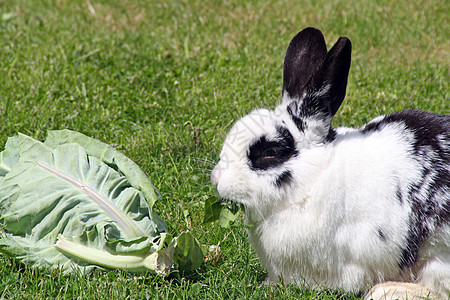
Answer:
399, 168, 450, 269
325, 128, 337, 142
248, 126, 298, 170
396, 185, 403, 205
287, 101, 337, 143
274, 171, 293, 187
366, 110, 450, 269
362, 110, 449, 155
378, 228, 386, 242
286, 103, 305, 132
287, 95, 330, 121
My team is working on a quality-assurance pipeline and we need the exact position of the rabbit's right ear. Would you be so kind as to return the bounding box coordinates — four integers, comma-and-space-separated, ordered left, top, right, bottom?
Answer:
282, 27, 327, 101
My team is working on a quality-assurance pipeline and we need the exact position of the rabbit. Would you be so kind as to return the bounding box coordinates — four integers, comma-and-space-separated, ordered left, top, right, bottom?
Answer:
211, 27, 450, 299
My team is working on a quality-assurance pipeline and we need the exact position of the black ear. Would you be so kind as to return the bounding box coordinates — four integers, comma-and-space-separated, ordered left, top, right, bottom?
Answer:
310, 36, 352, 117
282, 27, 327, 100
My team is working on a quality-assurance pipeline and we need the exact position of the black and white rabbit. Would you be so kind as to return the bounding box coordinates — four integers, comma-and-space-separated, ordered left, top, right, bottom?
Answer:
211, 27, 449, 299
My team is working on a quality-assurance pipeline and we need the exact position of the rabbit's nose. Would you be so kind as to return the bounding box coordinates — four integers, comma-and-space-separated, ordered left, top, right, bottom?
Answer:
211, 165, 222, 187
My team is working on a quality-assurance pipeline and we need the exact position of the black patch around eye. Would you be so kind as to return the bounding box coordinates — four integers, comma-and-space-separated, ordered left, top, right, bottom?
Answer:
248, 126, 298, 170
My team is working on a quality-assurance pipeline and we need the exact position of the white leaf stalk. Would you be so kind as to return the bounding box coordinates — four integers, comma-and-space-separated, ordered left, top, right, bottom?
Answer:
55, 235, 159, 272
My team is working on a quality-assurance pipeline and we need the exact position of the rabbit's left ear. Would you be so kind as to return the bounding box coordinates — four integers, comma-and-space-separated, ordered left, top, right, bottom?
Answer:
282, 27, 328, 101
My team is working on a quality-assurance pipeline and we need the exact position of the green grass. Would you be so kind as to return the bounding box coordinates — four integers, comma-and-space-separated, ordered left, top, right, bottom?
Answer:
0, 0, 448, 298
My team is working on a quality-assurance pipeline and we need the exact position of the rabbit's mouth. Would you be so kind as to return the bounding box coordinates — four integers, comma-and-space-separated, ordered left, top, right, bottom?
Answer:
207, 196, 244, 226
216, 191, 250, 208
219, 198, 243, 213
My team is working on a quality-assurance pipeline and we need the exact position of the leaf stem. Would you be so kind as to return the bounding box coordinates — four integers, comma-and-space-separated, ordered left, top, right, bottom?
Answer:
55, 236, 158, 272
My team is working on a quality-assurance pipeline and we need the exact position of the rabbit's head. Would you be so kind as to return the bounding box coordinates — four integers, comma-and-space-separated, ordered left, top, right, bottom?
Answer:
211, 27, 352, 220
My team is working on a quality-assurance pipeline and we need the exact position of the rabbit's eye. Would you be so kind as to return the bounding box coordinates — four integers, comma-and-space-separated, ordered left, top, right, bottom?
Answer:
263, 148, 279, 158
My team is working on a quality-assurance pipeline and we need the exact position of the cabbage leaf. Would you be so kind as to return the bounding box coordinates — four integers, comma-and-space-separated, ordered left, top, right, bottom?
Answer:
203, 197, 241, 228
0, 130, 203, 274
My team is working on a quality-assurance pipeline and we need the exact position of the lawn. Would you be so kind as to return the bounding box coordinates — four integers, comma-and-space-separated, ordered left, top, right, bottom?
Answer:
0, 0, 448, 299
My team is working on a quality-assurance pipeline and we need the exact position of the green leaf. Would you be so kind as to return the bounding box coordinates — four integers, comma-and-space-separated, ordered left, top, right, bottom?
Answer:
203, 197, 222, 224
0, 131, 203, 274
218, 205, 241, 229
44, 129, 160, 208
173, 232, 205, 274
203, 197, 241, 228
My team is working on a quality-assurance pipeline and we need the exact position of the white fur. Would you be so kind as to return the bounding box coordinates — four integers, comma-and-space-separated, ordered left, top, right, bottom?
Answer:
211, 109, 450, 297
